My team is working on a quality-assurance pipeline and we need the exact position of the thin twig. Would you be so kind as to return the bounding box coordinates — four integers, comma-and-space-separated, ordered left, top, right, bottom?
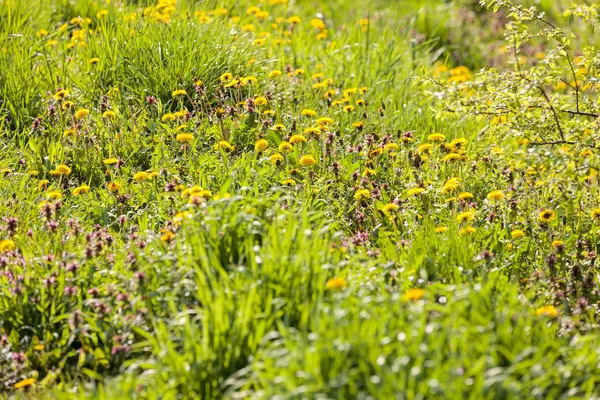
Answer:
528, 140, 598, 149
561, 110, 598, 118
564, 52, 581, 112
537, 85, 565, 140
559, 78, 577, 91
528, 140, 576, 146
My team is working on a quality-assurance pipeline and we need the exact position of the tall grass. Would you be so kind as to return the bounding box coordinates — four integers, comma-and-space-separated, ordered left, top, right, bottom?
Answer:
2, 0, 600, 398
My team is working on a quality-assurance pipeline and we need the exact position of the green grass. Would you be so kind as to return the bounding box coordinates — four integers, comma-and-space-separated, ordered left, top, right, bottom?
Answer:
1, 0, 600, 398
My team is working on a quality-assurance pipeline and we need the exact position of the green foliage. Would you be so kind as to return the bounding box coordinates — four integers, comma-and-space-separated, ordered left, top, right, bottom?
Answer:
426, 0, 600, 148
2, 0, 600, 398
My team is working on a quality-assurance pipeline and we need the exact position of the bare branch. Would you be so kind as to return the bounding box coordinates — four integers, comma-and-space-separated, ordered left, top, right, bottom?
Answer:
561, 110, 599, 118
537, 86, 565, 140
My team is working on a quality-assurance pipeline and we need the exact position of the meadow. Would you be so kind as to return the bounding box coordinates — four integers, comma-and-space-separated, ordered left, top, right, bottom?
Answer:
1, 0, 600, 398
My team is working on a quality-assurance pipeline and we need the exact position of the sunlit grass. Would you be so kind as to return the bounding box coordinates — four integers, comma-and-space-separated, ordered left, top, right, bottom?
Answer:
2, 0, 600, 398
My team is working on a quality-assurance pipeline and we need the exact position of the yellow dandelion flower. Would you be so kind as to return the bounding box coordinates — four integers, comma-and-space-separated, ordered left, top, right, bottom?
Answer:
161, 231, 175, 243
246, 6, 260, 15
299, 155, 316, 166
539, 209, 556, 223
73, 185, 90, 196
451, 137, 467, 146
290, 134, 307, 144
458, 226, 477, 236
303, 127, 321, 136
13, 378, 36, 389
458, 192, 473, 200
326, 277, 347, 290
487, 190, 504, 201
288, 16, 302, 24
535, 305, 559, 318
255, 139, 269, 152
255, 11, 269, 20
173, 111, 189, 119
217, 140, 235, 152
0, 239, 16, 253
354, 188, 370, 200
255, 96, 268, 106
384, 143, 398, 151
219, 72, 233, 82
63, 129, 76, 138
54, 164, 72, 175
315, 29, 328, 40
162, 113, 176, 122
53, 89, 69, 100
269, 153, 284, 165
440, 177, 460, 193
511, 229, 525, 239
240, 23, 255, 32
272, 123, 285, 132
316, 117, 334, 126
224, 79, 239, 88
381, 203, 399, 214
435, 226, 448, 233
133, 171, 149, 182
428, 133, 446, 142
323, 89, 336, 98
74, 108, 90, 119
456, 211, 475, 223
418, 143, 433, 154
172, 89, 187, 97
176, 133, 194, 143
310, 18, 326, 30
343, 87, 358, 97
301, 108, 317, 117
442, 153, 462, 162
279, 141, 293, 152
102, 110, 116, 119
189, 186, 212, 201
107, 182, 121, 192
362, 168, 376, 177
47, 190, 62, 199
103, 158, 119, 165
407, 188, 425, 196
402, 288, 425, 301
